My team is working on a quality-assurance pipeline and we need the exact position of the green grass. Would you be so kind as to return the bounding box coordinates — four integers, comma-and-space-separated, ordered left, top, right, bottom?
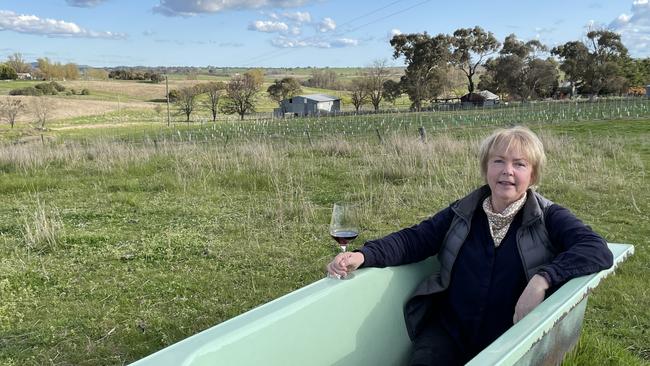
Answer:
0, 108, 648, 365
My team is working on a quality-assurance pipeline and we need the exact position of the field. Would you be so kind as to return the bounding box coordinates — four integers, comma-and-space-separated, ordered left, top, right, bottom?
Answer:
0, 81, 649, 365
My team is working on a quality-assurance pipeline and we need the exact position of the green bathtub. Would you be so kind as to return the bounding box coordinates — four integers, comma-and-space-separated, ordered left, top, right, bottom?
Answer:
131, 243, 633, 366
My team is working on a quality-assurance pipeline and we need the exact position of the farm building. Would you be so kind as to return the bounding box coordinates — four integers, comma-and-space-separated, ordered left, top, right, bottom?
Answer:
460, 90, 500, 106
275, 94, 341, 117
16, 73, 33, 80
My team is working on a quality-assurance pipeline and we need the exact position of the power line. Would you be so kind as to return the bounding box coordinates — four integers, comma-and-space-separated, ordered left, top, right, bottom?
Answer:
241, 0, 431, 67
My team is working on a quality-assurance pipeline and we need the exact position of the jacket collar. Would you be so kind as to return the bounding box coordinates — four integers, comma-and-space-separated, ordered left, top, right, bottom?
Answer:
451, 185, 544, 227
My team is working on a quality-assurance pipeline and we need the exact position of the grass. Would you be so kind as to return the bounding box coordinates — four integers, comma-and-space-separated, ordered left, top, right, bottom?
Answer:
0, 105, 648, 365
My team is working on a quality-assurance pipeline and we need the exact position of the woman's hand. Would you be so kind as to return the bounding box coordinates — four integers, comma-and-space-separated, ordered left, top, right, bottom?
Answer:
326, 252, 364, 279
513, 274, 550, 323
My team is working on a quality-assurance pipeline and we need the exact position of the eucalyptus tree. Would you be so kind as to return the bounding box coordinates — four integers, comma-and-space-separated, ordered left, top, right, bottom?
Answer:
479, 34, 558, 101
390, 32, 450, 111
552, 30, 629, 97
449, 26, 500, 94
267, 77, 302, 106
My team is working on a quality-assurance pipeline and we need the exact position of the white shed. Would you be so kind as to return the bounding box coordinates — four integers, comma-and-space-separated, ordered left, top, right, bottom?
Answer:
276, 94, 341, 117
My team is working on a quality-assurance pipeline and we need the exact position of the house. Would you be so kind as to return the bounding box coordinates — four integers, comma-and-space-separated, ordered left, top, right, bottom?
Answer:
17, 73, 33, 80
460, 90, 500, 107
275, 94, 341, 117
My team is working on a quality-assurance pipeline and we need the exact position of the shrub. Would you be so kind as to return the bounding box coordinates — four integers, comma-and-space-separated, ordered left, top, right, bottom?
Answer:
51, 81, 65, 92
81, 88, 90, 95
69, 89, 77, 95
9, 87, 44, 96
34, 83, 57, 95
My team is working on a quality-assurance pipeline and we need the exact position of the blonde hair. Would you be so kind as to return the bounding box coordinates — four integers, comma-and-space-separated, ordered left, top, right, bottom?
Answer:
478, 126, 546, 185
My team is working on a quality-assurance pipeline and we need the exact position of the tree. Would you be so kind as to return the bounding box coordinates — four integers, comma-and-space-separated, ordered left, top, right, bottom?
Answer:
450, 26, 500, 94
267, 77, 302, 108
304, 69, 340, 89
84, 68, 109, 80
175, 86, 200, 123
552, 30, 628, 97
479, 35, 558, 101
390, 32, 451, 111
201, 81, 226, 122
382, 79, 402, 105
246, 68, 265, 88
1, 99, 25, 128
63, 63, 80, 80
349, 78, 369, 113
6, 53, 31, 73
365, 59, 391, 111
0, 64, 18, 80
221, 72, 261, 120
32, 96, 52, 129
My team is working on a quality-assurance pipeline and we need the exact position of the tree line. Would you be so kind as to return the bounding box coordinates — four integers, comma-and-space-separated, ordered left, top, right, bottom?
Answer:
385, 26, 649, 111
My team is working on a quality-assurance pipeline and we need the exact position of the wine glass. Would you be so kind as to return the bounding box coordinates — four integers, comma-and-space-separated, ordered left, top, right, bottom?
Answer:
329, 203, 360, 252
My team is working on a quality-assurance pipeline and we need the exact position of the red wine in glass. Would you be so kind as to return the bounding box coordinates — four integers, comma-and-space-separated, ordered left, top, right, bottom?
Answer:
330, 230, 359, 251
330, 203, 359, 252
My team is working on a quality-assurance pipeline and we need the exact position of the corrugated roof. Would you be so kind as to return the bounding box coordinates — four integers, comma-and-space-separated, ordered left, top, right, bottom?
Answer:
299, 94, 341, 102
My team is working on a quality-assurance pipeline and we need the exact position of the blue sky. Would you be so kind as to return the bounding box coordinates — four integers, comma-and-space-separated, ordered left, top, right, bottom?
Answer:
0, 0, 648, 67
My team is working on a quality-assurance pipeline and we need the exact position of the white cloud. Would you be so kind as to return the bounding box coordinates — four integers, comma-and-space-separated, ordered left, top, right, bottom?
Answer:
0, 10, 127, 39
290, 26, 301, 35
153, 0, 313, 17
609, 0, 650, 56
248, 20, 289, 33
330, 38, 358, 47
282, 11, 311, 23
66, 0, 107, 7
317, 17, 336, 32
391, 29, 401, 36
271, 36, 358, 48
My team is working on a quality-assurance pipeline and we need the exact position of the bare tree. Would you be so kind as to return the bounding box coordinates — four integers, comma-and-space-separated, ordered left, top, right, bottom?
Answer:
201, 81, 226, 122
6, 53, 31, 73
32, 96, 52, 129
175, 86, 200, 123
1, 99, 25, 128
365, 59, 391, 111
349, 78, 370, 114
221, 73, 261, 120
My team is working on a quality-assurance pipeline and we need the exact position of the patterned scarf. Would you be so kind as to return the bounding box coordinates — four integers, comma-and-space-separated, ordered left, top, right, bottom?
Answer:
482, 192, 527, 247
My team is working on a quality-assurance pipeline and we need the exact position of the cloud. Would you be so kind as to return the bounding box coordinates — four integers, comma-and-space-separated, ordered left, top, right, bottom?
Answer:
0, 10, 127, 39
391, 29, 401, 36
609, 0, 650, 56
153, 0, 313, 17
271, 36, 358, 48
219, 42, 244, 47
317, 17, 336, 32
143, 30, 155, 36
248, 20, 289, 33
282, 11, 311, 23
66, 0, 107, 7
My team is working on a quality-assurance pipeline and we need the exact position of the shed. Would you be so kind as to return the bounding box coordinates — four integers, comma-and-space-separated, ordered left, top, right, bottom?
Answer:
460, 90, 500, 106
275, 94, 341, 117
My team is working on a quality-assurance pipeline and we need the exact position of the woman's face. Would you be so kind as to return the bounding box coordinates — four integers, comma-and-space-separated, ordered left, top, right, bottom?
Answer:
486, 145, 533, 212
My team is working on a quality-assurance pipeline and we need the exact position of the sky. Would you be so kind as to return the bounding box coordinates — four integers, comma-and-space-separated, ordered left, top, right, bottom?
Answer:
0, 0, 648, 68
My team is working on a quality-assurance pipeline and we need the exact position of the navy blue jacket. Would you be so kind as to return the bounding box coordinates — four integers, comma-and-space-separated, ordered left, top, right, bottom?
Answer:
358, 191, 613, 357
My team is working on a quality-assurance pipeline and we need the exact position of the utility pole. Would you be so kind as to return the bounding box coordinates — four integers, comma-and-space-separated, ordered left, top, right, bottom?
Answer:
165, 74, 171, 127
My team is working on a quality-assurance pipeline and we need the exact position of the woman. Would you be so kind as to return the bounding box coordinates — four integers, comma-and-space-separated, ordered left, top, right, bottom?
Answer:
326, 126, 613, 365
